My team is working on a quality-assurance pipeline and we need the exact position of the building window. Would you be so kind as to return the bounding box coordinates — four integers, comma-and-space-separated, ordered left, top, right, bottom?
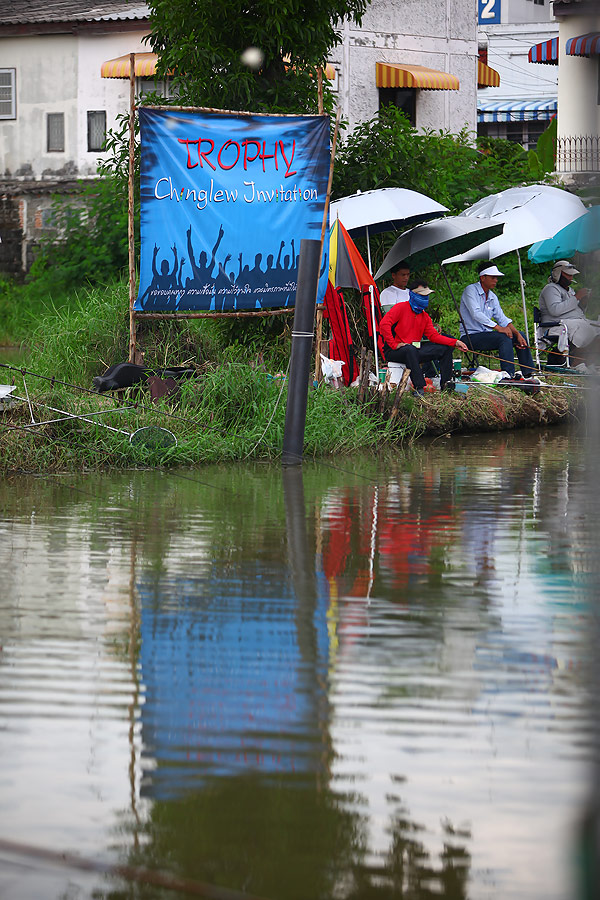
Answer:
478, 120, 549, 152
379, 87, 416, 127
0, 68, 16, 119
87, 110, 106, 151
533, 0, 544, 5
47, 113, 65, 152
137, 77, 178, 100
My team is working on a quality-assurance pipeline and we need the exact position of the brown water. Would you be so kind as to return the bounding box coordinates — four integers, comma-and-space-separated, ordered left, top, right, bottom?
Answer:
0, 428, 597, 899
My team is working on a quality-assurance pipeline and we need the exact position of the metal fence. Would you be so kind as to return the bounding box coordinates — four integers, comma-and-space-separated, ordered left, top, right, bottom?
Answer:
556, 135, 600, 173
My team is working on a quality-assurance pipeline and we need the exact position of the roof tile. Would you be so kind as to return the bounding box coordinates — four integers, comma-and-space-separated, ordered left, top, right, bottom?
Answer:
0, 1, 149, 25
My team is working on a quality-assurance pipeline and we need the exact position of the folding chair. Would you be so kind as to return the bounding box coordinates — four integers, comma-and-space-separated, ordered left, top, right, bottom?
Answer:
533, 306, 570, 369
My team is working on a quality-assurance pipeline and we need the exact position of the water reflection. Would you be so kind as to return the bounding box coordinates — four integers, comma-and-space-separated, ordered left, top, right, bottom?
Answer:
0, 428, 595, 899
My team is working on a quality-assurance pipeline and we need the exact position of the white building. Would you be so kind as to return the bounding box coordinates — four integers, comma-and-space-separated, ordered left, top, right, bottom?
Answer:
0, 0, 480, 275
330, 0, 478, 137
477, 0, 558, 150
0, 0, 150, 274
552, 0, 600, 184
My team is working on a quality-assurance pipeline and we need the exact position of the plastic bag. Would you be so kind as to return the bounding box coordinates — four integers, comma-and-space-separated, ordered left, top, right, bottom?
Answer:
470, 365, 505, 385
320, 355, 345, 389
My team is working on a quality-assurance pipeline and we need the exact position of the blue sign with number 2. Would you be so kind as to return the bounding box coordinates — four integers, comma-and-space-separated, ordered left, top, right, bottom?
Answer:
479, 0, 500, 25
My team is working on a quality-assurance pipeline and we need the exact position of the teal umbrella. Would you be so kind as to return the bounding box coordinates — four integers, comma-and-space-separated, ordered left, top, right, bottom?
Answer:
528, 206, 600, 263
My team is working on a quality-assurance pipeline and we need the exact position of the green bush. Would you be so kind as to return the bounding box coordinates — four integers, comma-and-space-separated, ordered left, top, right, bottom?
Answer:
26, 177, 131, 300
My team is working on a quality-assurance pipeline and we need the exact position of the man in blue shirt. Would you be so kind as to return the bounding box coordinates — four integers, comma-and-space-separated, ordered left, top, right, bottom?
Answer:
460, 263, 535, 377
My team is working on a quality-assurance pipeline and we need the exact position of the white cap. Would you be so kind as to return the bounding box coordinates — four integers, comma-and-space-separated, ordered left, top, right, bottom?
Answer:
552, 259, 580, 275
412, 285, 434, 296
479, 265, 504, 277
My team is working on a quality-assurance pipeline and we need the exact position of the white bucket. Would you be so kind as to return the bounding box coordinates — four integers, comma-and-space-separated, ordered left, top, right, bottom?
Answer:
387, 362, 406, 385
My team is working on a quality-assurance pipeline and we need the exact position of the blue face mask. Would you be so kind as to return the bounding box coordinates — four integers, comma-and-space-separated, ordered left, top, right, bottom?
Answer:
408, 291, 429, 314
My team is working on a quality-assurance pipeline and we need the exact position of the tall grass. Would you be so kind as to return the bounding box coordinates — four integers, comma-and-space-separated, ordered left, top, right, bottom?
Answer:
0, 280, 389, 473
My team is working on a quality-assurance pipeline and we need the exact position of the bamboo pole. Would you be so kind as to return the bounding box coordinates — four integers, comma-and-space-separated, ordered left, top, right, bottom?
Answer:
317, 68, 324, 115
136, 308, 295, 320
315, 307, 323, 382
128, 52, 137, 363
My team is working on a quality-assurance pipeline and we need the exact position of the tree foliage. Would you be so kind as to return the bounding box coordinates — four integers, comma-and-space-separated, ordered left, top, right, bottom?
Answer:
26, 178, 131, 299
332, 106, 540, 214
145, 0, 368, 113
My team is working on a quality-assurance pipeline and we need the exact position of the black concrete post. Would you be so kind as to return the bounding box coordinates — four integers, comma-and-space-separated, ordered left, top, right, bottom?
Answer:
282, 238, 321, 467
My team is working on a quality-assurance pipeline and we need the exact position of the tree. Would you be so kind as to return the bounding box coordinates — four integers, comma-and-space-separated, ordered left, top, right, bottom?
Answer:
332, 105, 536, 213
145, 0, 369, 114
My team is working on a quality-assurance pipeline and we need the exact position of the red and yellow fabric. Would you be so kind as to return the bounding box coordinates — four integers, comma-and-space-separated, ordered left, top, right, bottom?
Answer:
328, 218, 375, 291
477, 60, 500, 87
101, 53, 161, 78
376, 62, 459, 91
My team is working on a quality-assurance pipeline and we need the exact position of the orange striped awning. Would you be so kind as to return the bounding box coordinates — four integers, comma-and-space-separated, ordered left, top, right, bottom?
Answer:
101, 53, 161, 78
477, 60, 500, 87
376, 62, 459, 91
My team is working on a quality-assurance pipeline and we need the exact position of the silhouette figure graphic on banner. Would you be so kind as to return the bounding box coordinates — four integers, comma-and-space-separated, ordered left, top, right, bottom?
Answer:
184, 224, 225, 305
214, 254, 236, 312
139, 243, 182, 310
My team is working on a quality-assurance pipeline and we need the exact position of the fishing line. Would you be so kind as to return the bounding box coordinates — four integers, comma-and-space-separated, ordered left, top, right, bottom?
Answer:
0, 418, 120, 465
243, 358, 290, 459
165, 469, 235, 494
0, 362, 218, 434
0, 361, 293, 440
460, 345, 598, 377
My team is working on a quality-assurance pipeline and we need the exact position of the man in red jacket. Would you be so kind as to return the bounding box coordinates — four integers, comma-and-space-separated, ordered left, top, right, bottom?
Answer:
379, 286, 468, 395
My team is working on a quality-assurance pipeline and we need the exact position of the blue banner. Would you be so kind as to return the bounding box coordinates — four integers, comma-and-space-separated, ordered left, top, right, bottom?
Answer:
135, 108, 331, 312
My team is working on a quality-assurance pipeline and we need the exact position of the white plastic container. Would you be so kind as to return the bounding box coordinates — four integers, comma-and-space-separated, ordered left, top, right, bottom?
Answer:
387, 362, 406, 384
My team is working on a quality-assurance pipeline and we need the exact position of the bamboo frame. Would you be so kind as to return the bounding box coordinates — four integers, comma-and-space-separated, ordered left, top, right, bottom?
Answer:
136, 308, 295, 320
126, 88, 334, 360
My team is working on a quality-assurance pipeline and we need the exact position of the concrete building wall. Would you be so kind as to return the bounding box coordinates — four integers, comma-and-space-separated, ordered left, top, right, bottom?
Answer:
330, 0, 477, 136
502, 0, 554, 26
0, 28, 148, 181
556, 10, 600, 139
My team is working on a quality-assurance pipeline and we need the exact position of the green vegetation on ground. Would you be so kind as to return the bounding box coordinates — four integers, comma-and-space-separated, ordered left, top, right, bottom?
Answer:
0, 280, 580, 477
0, 95, 578, 475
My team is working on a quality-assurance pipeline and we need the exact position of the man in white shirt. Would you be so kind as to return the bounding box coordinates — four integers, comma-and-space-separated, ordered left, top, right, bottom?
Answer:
460, 263, 535, 377
379, 261, 411, 313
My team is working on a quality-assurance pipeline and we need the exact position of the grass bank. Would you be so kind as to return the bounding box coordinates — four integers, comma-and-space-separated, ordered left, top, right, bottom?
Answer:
0, 280, 583, 477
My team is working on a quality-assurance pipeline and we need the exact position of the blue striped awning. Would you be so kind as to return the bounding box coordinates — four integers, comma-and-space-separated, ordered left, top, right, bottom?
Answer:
528, 38, 559, 65
566, 33, 600, 57
478, 97, 557, 123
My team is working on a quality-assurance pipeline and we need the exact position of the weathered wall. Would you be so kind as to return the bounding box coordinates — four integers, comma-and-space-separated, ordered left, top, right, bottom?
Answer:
0, 27, 147, 274
329, 0, 477, 136
557, 11, 600, 140
0, 28, 148, 181
0, 181, 87, 276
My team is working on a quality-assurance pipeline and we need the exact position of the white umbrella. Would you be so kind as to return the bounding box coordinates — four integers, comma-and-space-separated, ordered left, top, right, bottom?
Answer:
442, 185, 587, 348
330, 187, 448, 245
330, 188, 448, 378
443, 186, 586, 262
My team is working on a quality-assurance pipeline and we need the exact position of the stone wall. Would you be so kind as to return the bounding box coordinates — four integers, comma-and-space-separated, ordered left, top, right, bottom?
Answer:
0, 179, 90, 277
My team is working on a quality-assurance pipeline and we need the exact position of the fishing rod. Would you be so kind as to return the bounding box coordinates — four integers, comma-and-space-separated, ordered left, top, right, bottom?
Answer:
0, 837, 270, 900
0, 362, 214, 433
451, 346, 597, 382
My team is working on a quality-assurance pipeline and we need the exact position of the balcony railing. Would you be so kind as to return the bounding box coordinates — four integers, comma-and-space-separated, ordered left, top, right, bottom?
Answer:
556, 135, 600, 173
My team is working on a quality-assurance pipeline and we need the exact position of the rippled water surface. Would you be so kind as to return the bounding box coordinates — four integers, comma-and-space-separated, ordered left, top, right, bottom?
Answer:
0, 428, 597, 899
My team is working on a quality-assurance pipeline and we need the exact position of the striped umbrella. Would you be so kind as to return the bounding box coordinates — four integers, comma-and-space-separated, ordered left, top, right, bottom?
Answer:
329, 219, 375, 292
